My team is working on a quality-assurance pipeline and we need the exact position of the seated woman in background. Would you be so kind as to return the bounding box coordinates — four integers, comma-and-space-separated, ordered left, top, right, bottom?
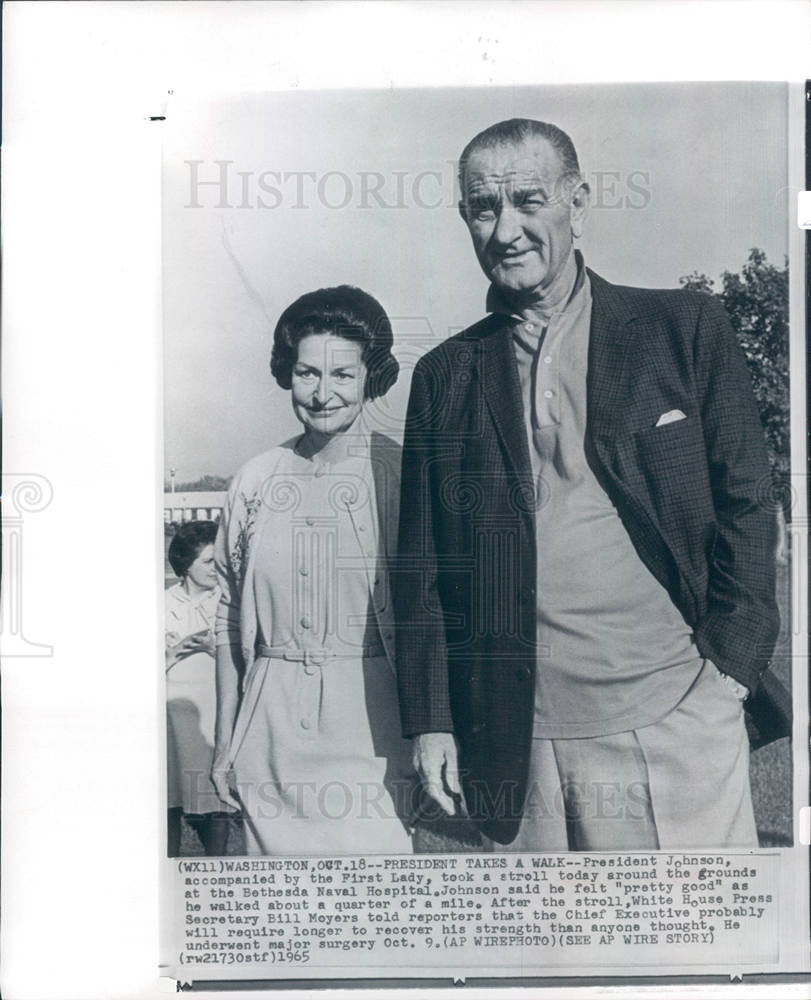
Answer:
166, 520, 236, 855
211, 285, 415, 855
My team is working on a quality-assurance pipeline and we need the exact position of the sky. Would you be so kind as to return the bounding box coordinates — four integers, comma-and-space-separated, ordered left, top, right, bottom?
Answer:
163, 82, 789, 480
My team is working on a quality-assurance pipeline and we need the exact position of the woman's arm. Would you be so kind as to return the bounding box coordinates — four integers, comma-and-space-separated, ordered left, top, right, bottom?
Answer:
211, 641, 243, 810
209, 473, 250, 810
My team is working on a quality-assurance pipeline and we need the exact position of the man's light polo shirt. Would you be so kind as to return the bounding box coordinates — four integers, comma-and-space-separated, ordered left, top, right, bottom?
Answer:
487, 251, 704, 739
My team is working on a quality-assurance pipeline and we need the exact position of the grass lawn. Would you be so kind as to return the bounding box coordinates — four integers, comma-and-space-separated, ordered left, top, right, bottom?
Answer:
748, 554, 793, 847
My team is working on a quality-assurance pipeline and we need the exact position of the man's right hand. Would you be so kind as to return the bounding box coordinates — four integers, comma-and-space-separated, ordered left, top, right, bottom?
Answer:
413, 732, 467, 817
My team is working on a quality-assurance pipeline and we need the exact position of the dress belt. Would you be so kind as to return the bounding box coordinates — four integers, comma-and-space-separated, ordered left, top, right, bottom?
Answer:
256, 643, 386, 663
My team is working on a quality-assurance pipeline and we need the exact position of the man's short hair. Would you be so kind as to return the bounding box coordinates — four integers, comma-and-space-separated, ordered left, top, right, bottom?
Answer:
458, 118, 582, 191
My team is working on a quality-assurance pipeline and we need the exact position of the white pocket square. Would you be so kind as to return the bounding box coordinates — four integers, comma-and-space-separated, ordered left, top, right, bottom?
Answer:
655, 409, 687, 427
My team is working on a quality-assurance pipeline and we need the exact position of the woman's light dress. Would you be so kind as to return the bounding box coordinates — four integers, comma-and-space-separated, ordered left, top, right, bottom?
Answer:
216, 432, 415, 855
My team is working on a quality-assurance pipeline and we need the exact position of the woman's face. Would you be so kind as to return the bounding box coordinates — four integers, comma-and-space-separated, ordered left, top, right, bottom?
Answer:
291, 334, 367, 437
185, 543, 217, 591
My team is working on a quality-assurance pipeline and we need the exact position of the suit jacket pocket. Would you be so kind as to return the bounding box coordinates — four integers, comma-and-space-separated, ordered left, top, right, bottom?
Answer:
633, 416, 715, 526
635, 413, 701, 458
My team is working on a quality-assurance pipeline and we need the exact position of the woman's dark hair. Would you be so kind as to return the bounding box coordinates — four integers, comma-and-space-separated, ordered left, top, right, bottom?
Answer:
168, 520, 218, 579
270, 285, 399, 400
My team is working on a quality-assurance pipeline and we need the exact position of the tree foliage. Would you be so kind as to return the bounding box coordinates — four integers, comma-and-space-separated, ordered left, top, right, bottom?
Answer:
680, 249, 790, 488
164, 473, 232, 492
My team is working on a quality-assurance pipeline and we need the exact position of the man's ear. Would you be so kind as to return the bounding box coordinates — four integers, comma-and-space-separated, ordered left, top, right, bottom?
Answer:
569, 180, 590, 239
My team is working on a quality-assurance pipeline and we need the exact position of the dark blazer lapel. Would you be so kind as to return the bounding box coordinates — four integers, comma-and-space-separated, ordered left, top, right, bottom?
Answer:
585, 269, 691, 612
585, 268, 641, 440
477, 319, 534, 479
477, 274, 638, 479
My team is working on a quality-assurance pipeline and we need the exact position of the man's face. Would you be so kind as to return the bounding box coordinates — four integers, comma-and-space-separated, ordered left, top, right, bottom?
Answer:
459, 136, 587, 299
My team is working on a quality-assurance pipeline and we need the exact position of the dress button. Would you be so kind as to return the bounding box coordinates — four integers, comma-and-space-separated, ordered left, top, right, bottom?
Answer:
300, 718, 312, 729
543, 355, 552, 364
304, 663, 317, 676
314, 466, 326, 478
358, 524, 366, 532
299, 567, 309, 576
515, 666, 531, 682
306, 517, 315, 526
300, 616, 311, 629
543, 389, 553, 399
524, 322, 534, 331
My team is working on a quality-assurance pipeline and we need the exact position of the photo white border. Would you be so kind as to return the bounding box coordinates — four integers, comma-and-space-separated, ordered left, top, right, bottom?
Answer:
2, 3, 809, 998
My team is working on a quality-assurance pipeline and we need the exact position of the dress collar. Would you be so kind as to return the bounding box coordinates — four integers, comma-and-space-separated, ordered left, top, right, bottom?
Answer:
293, 419, 372, 470
170, 581, 218, 608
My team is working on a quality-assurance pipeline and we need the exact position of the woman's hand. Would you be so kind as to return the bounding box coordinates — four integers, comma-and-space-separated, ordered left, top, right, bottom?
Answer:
212, 642, 244, 811
165, 629, 214, 670
200, 630, 217, 657
211, 751, 241, 811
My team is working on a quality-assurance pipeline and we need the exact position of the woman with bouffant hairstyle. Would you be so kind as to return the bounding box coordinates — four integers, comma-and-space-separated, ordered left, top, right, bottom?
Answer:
211, 285, 415, 855
270, 285, 400, 400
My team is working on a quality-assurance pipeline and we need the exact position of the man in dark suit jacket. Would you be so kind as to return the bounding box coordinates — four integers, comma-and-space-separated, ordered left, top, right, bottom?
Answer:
395, 118, 787, 850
